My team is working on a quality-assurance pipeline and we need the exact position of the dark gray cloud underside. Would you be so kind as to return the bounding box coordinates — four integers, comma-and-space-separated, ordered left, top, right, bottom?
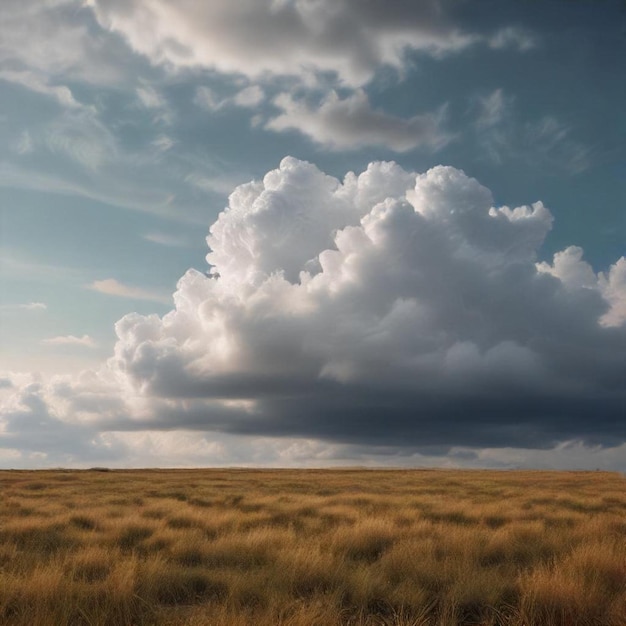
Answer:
138, 387, 624, 450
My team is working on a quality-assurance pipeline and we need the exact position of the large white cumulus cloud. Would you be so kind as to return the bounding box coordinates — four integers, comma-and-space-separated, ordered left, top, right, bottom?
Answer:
2, 158, 625, 461
105, 158, 625, 447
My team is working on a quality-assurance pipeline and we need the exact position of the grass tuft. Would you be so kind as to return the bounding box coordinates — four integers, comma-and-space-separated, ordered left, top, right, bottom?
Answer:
117, 525, 154, 551
69, 515, 99, 531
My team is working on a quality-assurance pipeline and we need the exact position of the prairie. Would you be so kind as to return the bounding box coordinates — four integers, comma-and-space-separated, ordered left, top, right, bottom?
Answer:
0, 468, 624, 625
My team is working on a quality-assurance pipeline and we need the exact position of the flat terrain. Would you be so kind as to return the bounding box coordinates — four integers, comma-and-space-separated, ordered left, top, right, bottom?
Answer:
0, 469, 624, 625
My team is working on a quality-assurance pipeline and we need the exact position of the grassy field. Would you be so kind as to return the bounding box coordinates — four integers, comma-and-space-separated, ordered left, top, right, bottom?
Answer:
0, 468, 624, 626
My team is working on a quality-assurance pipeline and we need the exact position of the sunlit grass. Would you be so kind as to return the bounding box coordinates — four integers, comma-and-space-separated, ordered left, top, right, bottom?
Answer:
0, 468, 624, 625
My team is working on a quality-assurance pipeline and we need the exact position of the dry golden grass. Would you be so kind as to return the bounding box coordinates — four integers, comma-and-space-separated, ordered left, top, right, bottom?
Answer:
0, 468, 624, 625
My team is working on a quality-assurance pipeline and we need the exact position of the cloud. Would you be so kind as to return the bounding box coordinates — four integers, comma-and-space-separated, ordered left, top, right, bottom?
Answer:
474, 88, 511, 131
0, 157, 626, 466
523, 116, 591, 174
41, 107, 124, 173
88, 279, 171, 304
194, 86, 224, 111
22, 302, 47, 311
135, 84, 174, 125
107, 158, 626, 448
488, 26, 536, 52
13, 131, 34, 155
0, 0, 130, 87
599, 258, 626, 328
0, 302, 47, 312
233, 85, 265, 108
0, 161, 193, 222
136, 85, 165, 110
0, 70, 84, 110
0, 8, 215, 225
0, 250, 81, 282
184, 170, 252, 196
538, 248, 626, 328
142, 232, 187, 247
42, 335, 97, 348
472, 89, 591, 174
267, 90, 451, 152
4, 157, 624, 468
0, 376, 128, 467
88, 0, 522, 87
194, 84, 265, 113
152, 135, 175, 153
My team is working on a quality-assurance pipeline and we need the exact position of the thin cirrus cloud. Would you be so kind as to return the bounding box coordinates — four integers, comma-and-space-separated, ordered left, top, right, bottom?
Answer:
42, 335, 97, 349
13, 131, 34, 156
267, 91, 451, 152
136, 85, 166, 110
0, 69, 84, 110
21, 302, 47, 311
3, 158, 624, 468
0, 302, 47, 312
142, 232, 188, 247
472, 89, 591, 174
0, 161, 191, 222
88, 279, 170, 304
488, 26, 535, 51
45, 118, 112, 173
194, 85, 265, 112
135, 84, 174, 125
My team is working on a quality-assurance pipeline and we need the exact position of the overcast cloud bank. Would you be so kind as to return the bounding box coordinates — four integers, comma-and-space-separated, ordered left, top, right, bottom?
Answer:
1, 158, 624, 467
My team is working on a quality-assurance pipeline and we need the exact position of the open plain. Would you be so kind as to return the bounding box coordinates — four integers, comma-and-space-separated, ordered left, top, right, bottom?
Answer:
0, 469, 624, 626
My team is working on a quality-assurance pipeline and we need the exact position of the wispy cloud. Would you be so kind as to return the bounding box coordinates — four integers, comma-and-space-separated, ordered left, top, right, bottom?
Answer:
474, 88, 511, 131
0, 249, 81, 281
44, 110, 118, 172
0, 69, 85, 110
233, 85, 265, 108
184, 171, 250, 196
152, 135, 175, 153
194, 84, 265, 112
194, 86, 224, 111
136, 84, 174, 125
88, 279, 170, 304
142, 232, 187, 247
524, 116, 591, 174
472, 89, 591, 174
136, 85, 165, 109
0, 302, 47, 312
19, 302, 47, 311
0, 160, 204, 224
488, 26, 537, 52
13, 130, 34, 155
42, 334, 97, 348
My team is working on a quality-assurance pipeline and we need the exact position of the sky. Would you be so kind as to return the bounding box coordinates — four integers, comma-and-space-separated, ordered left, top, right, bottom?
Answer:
0, 0, 625, 470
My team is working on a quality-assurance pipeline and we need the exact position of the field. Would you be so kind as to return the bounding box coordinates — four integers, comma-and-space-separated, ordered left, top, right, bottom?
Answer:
0, 469, 624, 626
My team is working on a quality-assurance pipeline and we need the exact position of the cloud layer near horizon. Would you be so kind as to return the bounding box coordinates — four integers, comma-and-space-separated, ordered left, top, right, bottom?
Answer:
1, 158, 625, 464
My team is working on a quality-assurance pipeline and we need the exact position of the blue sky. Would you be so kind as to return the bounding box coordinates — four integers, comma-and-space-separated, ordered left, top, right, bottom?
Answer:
1, 0, 625, 469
